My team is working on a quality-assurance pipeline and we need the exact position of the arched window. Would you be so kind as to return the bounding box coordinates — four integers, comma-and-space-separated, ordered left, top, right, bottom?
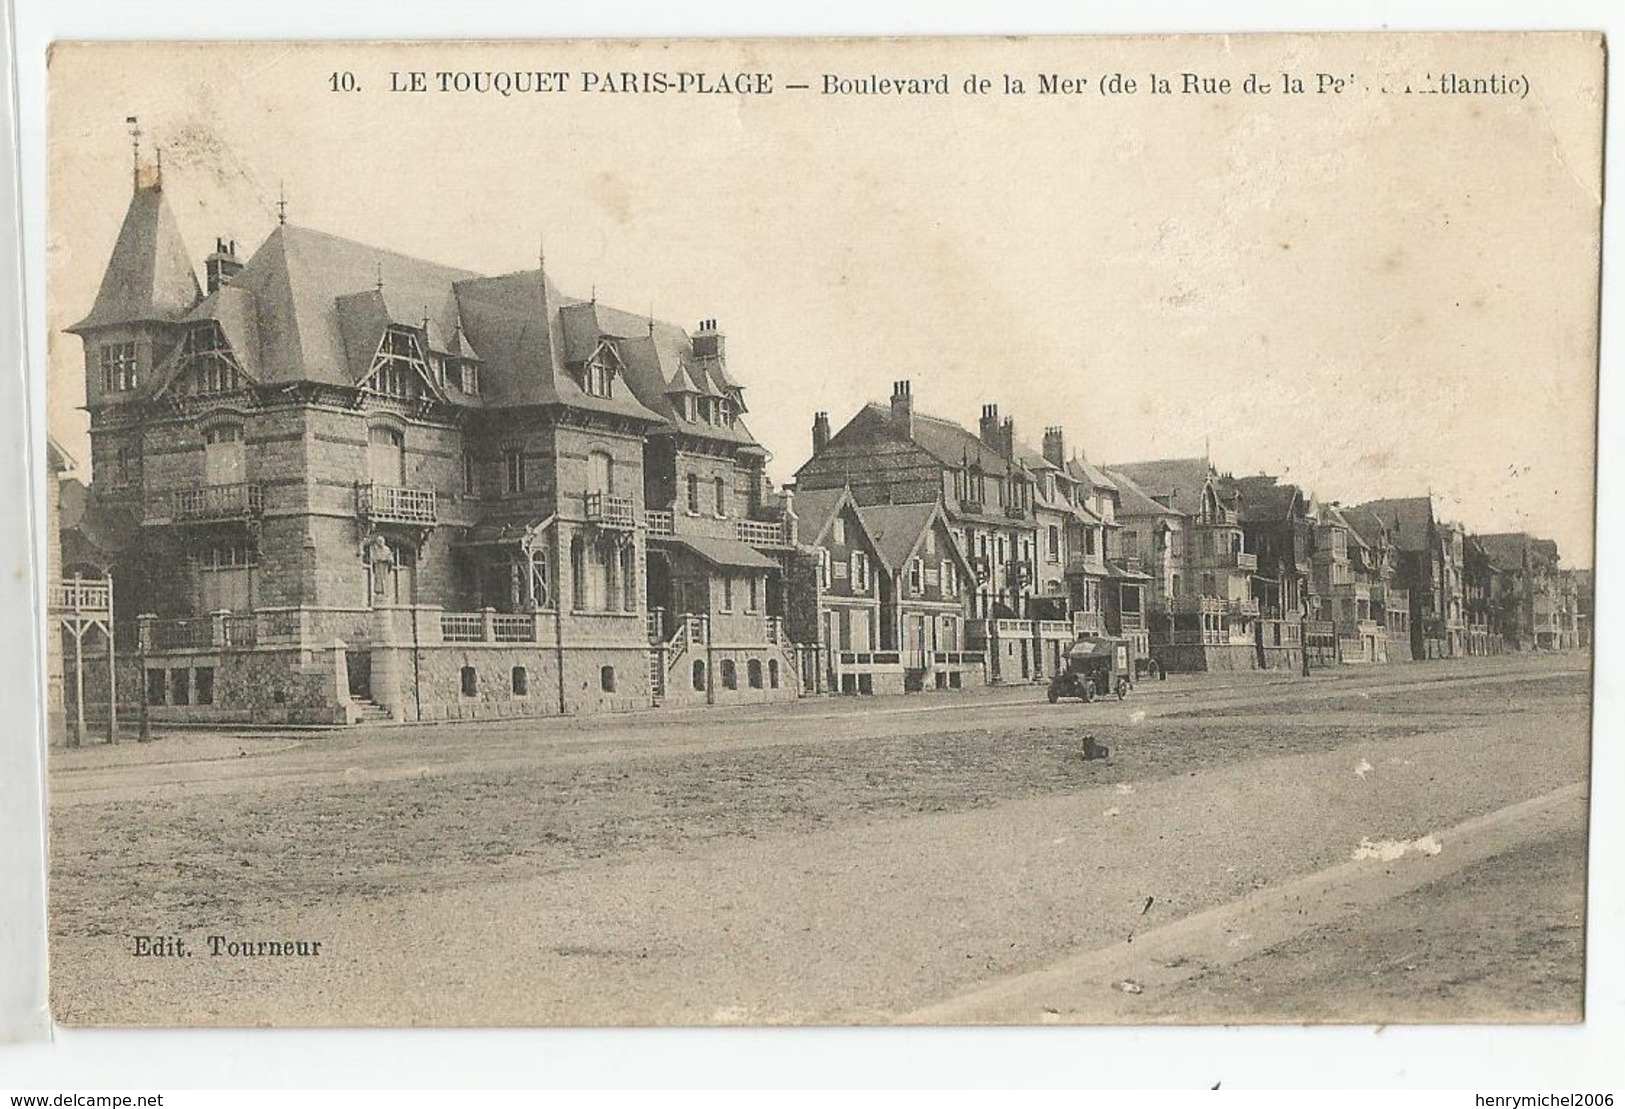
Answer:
768, 659, 780, 689
368, 425, 406, 487
747, 659, 763, 689
720, 659, 738, 690
202, 423, 245, 486
570, 535, 586, 610
588, 450, 614, 495
686, 474, 700, 514
713, 476, 727, 516
620, 546, 637, 611
692, 659, 706, 691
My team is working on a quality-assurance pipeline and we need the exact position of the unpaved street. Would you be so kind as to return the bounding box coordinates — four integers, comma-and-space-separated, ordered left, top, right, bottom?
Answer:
47, 654, 1591, 1025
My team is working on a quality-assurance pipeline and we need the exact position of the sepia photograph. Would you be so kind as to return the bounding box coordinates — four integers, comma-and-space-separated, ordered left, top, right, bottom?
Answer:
38, 34, 1601, 1027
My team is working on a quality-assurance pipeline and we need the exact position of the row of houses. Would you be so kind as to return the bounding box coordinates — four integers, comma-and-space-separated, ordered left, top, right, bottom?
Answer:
45, 172, 1590, 738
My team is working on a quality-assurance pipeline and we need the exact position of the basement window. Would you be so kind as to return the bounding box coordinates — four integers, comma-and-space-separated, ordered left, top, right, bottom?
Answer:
460, 665, 477, 697
194, 667, 215, 706
511, 666, 528, 696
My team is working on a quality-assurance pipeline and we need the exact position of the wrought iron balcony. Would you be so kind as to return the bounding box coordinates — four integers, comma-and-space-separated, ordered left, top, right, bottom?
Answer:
172, 482, 263, 522
357, 483, 437, 525
584, 491, 635, 530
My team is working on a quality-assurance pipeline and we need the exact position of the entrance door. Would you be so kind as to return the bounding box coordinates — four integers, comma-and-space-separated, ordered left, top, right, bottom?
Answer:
346, 651, 371, 699
906, 614, 927, 669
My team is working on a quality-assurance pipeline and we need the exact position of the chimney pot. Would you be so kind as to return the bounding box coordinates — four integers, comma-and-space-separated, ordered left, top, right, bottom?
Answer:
890, 380, 915, 438
813, 411, 832, 454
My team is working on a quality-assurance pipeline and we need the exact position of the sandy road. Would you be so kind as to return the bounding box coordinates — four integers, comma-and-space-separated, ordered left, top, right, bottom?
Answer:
49, 653, 1587, 806
47, 653, 1591, 1025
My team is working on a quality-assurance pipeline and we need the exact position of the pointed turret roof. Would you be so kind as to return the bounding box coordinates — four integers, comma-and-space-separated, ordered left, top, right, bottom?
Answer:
68, 182, 201, 332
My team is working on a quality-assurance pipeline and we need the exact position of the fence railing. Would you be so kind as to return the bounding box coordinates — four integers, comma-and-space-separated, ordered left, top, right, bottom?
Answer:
172, 482, 263, 522
357, 483, 437, 524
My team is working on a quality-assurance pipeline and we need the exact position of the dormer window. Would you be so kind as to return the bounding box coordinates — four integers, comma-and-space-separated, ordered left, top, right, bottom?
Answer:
181, 322, 241, 395
582, 345, 616, 398
460, 361, 480, 396
366, 328, 427, 400
100, 342, 138, 392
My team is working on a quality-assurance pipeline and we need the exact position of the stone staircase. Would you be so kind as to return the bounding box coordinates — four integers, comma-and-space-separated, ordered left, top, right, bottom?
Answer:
349, 698, 394, 725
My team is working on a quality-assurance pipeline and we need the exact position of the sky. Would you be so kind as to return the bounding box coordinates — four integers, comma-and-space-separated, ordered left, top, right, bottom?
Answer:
44, 36, 1603, 565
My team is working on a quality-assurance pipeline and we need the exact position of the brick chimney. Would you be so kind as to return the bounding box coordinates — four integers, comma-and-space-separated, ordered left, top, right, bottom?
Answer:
890, 380, 914, 438
693, 318, 725, 361
812, 411, 831, 454
1042, 426, 1065, 468
979, 404, 1000, 449
1000, 416, 1016, 461
204, 238, 243, 294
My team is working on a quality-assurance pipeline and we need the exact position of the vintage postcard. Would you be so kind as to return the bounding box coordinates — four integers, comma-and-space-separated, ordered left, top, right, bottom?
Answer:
42, 34, 1600, 1026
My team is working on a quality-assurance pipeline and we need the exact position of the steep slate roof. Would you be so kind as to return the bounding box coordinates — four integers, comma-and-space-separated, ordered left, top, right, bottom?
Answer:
1321, 503, 1369, 553
1104, 466, 1187, 518
1230, 474, 1301, 523
788, 486, 853, 546
1065, 455, 1118, 493
856, 500, 977, 580
1104, 458, 1212, 517
1340, 505, 1392, 552
1354, 497, 1435, 552
867, 403, 1016, 475
576, 301, 764, 450
856, 502, 941, 573
1475, 532, 1532, 572
68, 183, 202, 333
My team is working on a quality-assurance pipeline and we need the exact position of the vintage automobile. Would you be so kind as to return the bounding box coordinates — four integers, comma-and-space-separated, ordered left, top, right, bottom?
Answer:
1047, 635, 1133, 703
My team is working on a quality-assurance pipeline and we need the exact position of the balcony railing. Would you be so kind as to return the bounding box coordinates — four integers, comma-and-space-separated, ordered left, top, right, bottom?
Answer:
736, 518, 789, 546
1071, 611, 1105, 635
584, 491, 635, 529
837, 650, 902, 668
357, 483, 437, 525
1228, 597, 1261, 616
643, 507, 788, 546
50, 577, 111, 614
172, 482, 263, 522
441, 612, 486, 642
764, 615, 786, 644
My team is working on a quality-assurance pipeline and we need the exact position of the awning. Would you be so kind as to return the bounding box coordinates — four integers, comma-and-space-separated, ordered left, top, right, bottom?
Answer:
454, 515, 554, 550
1105, 560, 1152, 581
669, 535, 780, 570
